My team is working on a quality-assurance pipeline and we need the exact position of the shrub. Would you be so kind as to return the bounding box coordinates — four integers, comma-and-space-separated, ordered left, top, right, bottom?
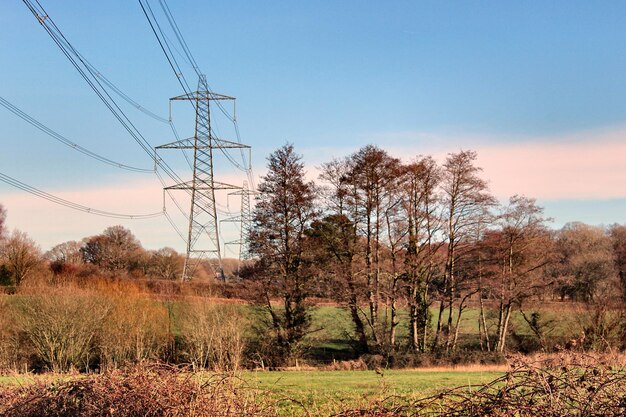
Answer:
99, 293, 169, 370
0, 297, 22, 372
13, 288, 110, 372
177, 298, 246, 371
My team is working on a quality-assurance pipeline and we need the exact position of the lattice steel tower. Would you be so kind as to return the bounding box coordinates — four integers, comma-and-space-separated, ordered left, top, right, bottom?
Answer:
222, 180, 254, 261
157, 75, 249, 280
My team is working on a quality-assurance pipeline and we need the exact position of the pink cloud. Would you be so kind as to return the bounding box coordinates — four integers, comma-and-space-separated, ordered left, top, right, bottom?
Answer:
375, 126, 626, 200
475, 137, 626, 199
1, 173, 252, 251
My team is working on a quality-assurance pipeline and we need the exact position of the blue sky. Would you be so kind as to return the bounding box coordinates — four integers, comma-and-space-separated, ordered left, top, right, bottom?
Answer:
2, 1, 626, 251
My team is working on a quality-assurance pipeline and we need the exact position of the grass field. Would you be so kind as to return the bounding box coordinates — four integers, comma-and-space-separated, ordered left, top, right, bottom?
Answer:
244, 368, 505, 415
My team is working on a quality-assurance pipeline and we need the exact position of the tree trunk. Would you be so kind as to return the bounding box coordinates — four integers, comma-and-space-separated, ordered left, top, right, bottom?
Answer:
445, 234, 456, 352
452, 292, 473, 351
479, 294, 490, 352
390, 275, 399, 353
497, 304, 512, 352
432, 299, 446, 351
347, 277, 369, 354
365, 197, 376, 330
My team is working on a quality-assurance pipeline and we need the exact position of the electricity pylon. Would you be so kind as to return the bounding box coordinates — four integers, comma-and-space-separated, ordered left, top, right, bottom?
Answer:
221, 180, 254, 262
156, 75, 249, 281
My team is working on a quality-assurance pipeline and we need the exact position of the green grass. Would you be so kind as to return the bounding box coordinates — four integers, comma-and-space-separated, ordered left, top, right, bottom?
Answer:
0, 376, 26, 386
244, 369, 503, 415
302, 303, 580, 357
0, 374, 71, 387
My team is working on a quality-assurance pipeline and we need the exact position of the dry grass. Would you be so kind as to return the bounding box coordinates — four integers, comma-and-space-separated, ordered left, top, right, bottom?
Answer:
401, 364, 511, 373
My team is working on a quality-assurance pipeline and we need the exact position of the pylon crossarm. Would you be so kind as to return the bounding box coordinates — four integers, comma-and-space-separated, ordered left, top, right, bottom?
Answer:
157, 138, 248, 150
164, 181, 241, 191
213, 181, 242, 190
170, 92, 235, 101
213, 138, 251, 149
156, 138, 195, 149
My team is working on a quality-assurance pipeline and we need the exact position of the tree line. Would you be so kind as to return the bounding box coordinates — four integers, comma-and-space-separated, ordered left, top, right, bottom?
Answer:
245, 144, 626, 364
1, 144, 625, 368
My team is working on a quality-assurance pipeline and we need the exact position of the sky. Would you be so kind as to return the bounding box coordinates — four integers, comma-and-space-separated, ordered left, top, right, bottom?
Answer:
1, 1, 626, 253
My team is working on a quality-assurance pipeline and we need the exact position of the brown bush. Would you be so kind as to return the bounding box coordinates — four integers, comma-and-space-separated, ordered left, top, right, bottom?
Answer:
323, 358, 368, 371
13, 287, 110, 372
0, 365, 276, 417
99, 291, 170, 370
0, 297, 22, 372
177, 298, 246, 371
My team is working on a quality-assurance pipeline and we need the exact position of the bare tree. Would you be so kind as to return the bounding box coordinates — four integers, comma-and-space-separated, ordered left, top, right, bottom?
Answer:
553, 223, 622, 350
554, 223, 614, 302
178, 298, 246, 371
383, 179, 407, 354
401, 157, 444, 353
435, 150, 495, 352
147, 247, 183, 280
46, 240, 84, 265
608, 224, 626, 302
249, 144, 318, 364
14, 288, 110, 372
1, 230, 42, 286
100, 291, 168, 370
0, 204, 6, 240
489, 195, 553, 352
316, 158, 369, 353
347, 145, 400, 347
46, 240, 84, 277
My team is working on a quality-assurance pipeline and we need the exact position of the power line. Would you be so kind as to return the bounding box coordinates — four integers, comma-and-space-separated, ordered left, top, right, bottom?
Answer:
21, 0, 193, 237
22, 0, 254, 259
136, 0, 203, 174
138, 0, 255, 188
25, 0, 152, 155
163, 209, 187, 243
157, 0, 201, 75
137, 0, 194, 105
0, 96, 154, 173
23, 2, 171, 124
23, 0, 189, 190
74, 51, 170, 124
0, 171, 163, 220
28, 6, 194, 173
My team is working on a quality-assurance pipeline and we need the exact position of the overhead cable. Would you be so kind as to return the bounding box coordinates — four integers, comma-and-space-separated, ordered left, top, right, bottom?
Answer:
0, 172, 163, 219
139, 0, 255, 187
21, 0, 194, 232
0, 96, 154, 173
23, 0, 188, 186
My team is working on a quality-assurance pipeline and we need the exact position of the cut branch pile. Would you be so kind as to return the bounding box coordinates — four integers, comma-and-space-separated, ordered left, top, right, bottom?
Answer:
0, 364, 276, 417
335, 357, 626, 417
